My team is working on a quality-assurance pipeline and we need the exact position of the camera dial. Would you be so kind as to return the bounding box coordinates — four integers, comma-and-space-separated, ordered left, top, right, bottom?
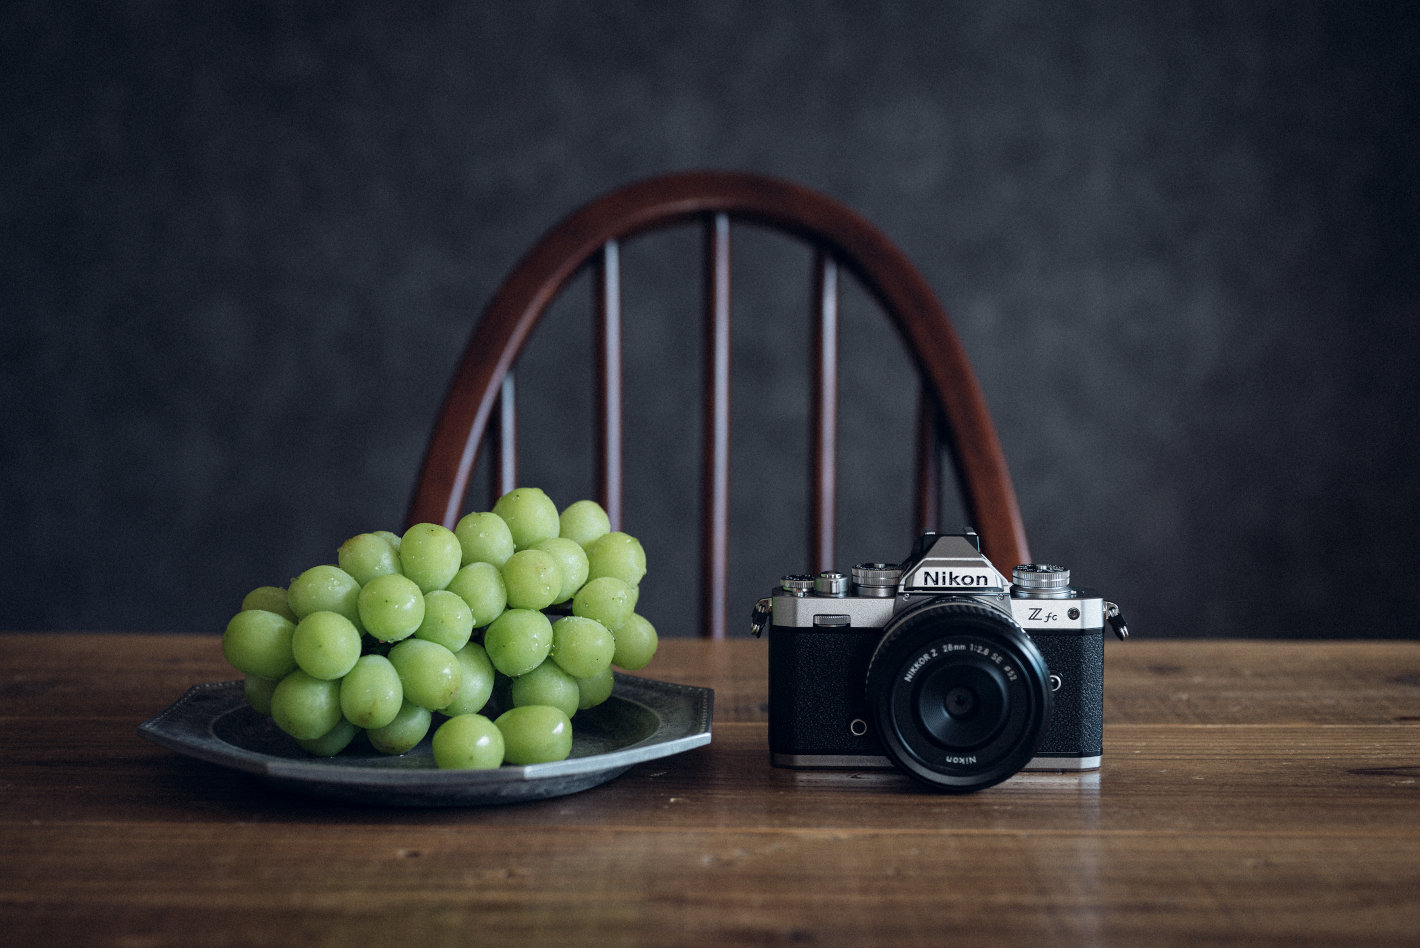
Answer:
779, 575, 815, 596
852, 563, 901, 598
1011, 564, 1072, 598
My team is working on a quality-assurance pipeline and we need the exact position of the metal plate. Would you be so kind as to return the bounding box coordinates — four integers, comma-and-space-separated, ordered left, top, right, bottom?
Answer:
138, 675, 713, 806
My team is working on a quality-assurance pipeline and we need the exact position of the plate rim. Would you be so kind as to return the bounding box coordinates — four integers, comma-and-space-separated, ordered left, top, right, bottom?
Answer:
138, 673, 714, 804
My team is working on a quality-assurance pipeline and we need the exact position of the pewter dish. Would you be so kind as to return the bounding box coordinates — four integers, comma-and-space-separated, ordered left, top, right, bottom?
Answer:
139, 675, 713, 806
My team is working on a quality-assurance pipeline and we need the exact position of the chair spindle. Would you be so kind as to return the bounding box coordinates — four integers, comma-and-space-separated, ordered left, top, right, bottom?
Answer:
810, 251, 838, 574
594, 240, 625, 531
490, 373, 518, 508
914, 390, 942, 536
702, 213, 733, 640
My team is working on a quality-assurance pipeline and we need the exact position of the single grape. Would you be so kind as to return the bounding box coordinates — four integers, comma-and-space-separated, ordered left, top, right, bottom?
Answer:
533, 536, 589, 604
571, 576, 634, 631
243, 675, 279, 715
373, 529, 402, 552
501, 548, 561, 611
454, 511, 515, 568
339, 653, 403, 729
577, 666, 616, 710
287, 565, 364, 631
584, 531, 647, 586
558, 498, 612, 549
222, 609, 297, 679
445, 561, 507, 627
509, 660, 581, 719
432, 714, 505, 770
241, 585, 297, 622
483, 608, 554, 677
611, 612, 659, 671
492, 487, 560, 550
495, 705, 574, 765
550, 615, 616, 679
387, 638, 461, 711
415, 589, 475, 652
270, 669, 343, 741
442, 641, 496, 716
291, 610, 362, 680
399, 523, 463, 593
296, 718, 361, 757
366, 700, 432, 755
337, 532, 400, 586
358, 572, 426, 643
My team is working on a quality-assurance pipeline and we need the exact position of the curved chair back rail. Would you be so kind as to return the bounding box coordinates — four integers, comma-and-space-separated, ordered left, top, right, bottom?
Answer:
408, 171, 1029, 639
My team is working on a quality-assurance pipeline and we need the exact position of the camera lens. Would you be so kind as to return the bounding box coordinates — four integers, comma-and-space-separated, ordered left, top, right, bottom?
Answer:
865, 600, 1051, 792
916, 663, 1009, 749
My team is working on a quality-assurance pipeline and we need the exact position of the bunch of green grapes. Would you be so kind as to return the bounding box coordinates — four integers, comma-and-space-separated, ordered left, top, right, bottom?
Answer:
220, 488, 659, 769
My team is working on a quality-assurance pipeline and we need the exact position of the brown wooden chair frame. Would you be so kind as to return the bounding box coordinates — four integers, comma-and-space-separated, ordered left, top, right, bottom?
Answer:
407, 170, 1029, 639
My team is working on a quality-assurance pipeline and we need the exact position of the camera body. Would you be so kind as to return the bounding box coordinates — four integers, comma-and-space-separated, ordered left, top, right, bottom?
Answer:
757, 530, 1126, 792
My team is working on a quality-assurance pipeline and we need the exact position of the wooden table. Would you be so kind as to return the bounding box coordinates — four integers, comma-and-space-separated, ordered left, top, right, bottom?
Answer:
3, 633, 1418, 946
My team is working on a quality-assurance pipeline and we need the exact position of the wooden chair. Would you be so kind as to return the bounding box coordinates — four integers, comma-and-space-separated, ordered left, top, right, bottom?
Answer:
406, 170, 1029, 639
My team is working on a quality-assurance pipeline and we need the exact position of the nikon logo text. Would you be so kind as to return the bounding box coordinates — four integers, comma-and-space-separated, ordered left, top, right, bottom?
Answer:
915, 569, 994, 588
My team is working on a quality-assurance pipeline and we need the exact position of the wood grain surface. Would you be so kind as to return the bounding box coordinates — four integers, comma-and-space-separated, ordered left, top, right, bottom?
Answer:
2, 633, 1418, 946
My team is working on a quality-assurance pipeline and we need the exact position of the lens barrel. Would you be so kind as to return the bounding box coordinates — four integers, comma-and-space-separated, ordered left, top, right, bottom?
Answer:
865, 600, 1052, 792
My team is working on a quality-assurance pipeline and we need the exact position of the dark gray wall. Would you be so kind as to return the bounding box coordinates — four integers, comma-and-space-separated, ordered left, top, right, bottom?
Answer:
4, 2, 1417, 639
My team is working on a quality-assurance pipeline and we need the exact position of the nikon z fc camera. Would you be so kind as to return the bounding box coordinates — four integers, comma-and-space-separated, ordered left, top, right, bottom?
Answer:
751, 531, 1128, 793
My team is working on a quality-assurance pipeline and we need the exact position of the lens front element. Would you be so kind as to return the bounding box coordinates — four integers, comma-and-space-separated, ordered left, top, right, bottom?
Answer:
866, 601, 1052, 792
915, 659, 1010, 750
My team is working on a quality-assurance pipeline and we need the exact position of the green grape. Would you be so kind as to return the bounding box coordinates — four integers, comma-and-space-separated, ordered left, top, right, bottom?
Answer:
558, 498, 611, 549
442, 641, 496, 716
415, 589, 475, 652
399, 523, 463, 593
358, 572, 426, 643
337, 532, 400, 585
611, 612, 659, 671
445, 561, 507, 627
496, 705, 574, 765
483, 608, 554, 677
373, 530, 402, 552
296, 718, 360, 757
577, 666, 616, 710
287, 565, 364, 630
501, 548, 561, 611
585, 531, 647, 586
571, 576, 634, 631
222, 609, 297, 679
243, 675, 279, 715
387, 638, 461, 711
454, 511, 515, 569
270, 669, 343, 741
509, 660, 582, 719
366, 700, 432, 755
291, 610, 362, 680
339, 653, 403, 729
550, 615, 616, 680
241, 585, 297, 622
432, 714, 505, 770
492, 487, 560, 551
533, 536, 589, 605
